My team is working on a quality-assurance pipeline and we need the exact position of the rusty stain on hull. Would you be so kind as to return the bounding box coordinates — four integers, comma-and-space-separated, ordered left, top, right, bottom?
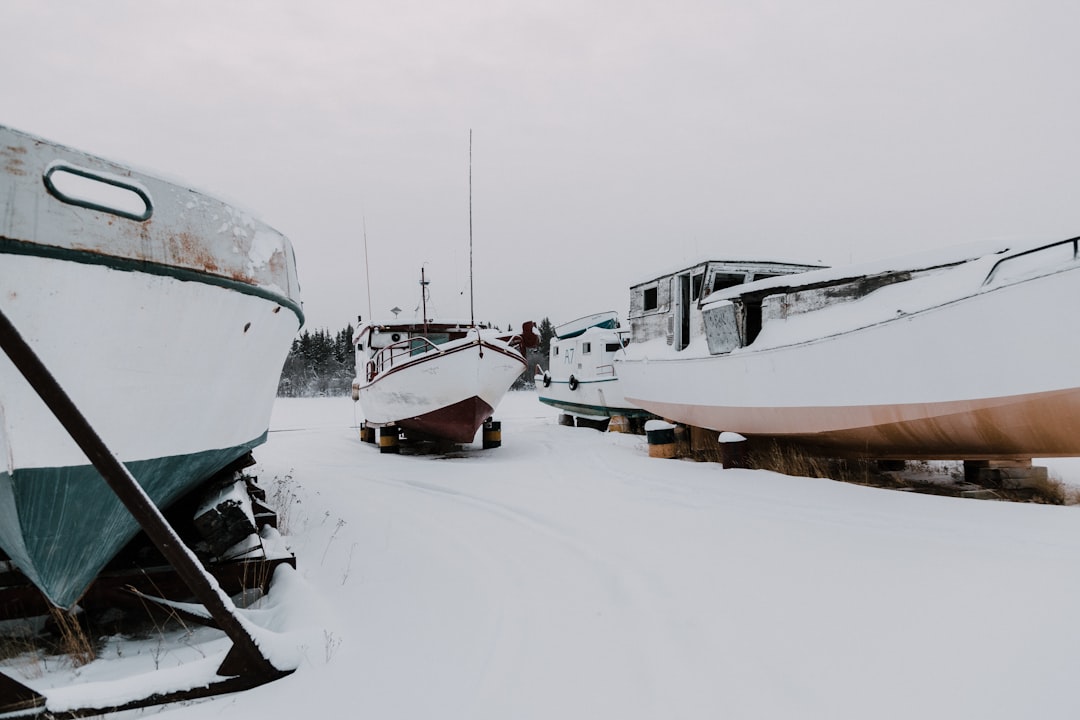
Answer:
0, 125, 300, 307
2, 144, 27, 177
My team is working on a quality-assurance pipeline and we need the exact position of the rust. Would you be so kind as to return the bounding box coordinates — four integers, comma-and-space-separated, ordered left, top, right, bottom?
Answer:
228, 269, 258, 284
2, 144, 28, 176
268, 248, 286, 277
167, 231, 221, 273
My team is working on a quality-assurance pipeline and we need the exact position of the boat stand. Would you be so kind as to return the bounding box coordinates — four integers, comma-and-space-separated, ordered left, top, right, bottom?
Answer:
0, 308, 292, 716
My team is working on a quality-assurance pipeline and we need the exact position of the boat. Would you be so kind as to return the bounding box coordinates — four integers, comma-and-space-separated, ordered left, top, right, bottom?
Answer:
615, 237, 1080, 459
536, 311, 653, 426
0, 125, 303, 609
537, 261, 826, 428
352, 269, 533, 445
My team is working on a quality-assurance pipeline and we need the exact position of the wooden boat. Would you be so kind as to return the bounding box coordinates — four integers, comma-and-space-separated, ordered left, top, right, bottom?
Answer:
0, 125, 302, 608
352, 315, 531, 444
536, 311, 651, 423
538, 261, 825, 426
615, 237, 1080, 459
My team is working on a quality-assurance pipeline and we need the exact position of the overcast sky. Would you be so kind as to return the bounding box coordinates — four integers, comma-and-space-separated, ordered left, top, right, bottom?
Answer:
5, 0, 1080, 331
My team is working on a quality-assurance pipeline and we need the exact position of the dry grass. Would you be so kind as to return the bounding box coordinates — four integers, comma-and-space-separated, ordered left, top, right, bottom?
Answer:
47, 607, 95, 667
734, 439, 1080, 505
739, 440, 884, 487
1025, 473, 1078, 505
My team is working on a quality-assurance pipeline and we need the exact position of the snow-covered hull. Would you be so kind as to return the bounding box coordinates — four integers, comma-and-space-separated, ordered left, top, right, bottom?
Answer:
0, 126, 302, 608
617, 240, 1080, 459
358, 335, 527, 444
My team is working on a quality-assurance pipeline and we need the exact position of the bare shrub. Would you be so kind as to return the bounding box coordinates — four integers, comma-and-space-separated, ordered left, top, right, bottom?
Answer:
270, 470, 300, 535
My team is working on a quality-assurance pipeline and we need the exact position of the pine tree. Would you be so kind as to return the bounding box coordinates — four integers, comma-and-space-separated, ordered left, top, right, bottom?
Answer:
276, 324, 357, 396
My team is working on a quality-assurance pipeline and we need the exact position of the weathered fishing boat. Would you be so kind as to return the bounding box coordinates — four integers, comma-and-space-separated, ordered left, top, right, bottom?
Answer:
616, 237, 1080, 459
536, 311, 651, 426
537, 260, 825, 428
352, 310, 532, 445
0, 125, 303, 609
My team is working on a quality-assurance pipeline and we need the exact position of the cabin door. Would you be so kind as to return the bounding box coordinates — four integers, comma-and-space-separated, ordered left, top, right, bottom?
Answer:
676, 273, 691, 350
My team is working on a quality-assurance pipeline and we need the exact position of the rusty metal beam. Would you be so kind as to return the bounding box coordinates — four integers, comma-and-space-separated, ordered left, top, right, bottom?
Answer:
0, 307, 285, 683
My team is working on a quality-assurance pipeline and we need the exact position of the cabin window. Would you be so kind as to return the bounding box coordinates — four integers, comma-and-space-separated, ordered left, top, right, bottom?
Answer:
712, 273, 745, 293
643, 286, 658, 311
745, 298, 764, 344
605, 342, 621, 352
691, 273, 704, 300
581, 342, 592, 354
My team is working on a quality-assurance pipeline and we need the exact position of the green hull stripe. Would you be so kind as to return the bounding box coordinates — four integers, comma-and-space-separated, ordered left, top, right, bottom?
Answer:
537, 397, 654, 419
0, 237, 304, 326
0, 433, 266, 609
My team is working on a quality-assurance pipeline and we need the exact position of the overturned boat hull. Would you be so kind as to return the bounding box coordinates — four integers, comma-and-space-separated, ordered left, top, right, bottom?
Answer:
0, 125, 302, 608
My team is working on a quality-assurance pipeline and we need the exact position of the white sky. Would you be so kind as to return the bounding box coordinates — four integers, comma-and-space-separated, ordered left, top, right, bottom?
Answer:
4, 0, 1080, 331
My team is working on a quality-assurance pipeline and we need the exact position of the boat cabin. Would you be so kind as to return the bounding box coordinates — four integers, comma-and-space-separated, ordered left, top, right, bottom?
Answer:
354, 319, 492, 381
549, 326, 628, 385
627, 260, 824, 350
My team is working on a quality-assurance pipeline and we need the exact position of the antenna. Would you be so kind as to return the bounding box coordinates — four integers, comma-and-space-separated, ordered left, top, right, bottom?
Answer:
420, 265, 429, 334
362, 216, 373, 321
468, 129, 475, 327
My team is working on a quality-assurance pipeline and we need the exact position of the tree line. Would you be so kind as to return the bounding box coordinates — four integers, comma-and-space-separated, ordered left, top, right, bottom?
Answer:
276, 325, 356, 397
277, 318, 558, 397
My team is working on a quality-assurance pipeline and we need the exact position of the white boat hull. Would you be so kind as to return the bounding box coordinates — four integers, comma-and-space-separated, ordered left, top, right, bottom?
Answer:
617, 259, 1080, 459
357, 335, 526, 443
537, 321, 650, 420
0, 125, 302, 608
537, 375, 650, 419
1, 254, 297, 471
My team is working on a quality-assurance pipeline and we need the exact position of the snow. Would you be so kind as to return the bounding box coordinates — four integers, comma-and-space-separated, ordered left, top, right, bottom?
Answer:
7, 392, 1080, 718
626, 235, 1080, 365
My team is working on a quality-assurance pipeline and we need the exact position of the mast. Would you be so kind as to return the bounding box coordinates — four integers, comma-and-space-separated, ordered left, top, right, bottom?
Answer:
468, 129, 475, 327
420, 266, 429, 334
362, 216, 373, 322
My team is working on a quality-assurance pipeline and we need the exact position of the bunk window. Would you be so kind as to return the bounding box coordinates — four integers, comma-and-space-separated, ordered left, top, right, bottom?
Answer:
643, 286, 658, 311
581, 342, 592, 354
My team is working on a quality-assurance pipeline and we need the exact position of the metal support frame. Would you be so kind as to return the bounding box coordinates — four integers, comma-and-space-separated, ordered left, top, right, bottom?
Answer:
0, 307, 290, 714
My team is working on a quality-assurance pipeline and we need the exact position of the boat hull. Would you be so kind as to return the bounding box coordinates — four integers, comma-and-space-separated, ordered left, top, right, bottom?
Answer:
0, 126, 302, 608
537, 376, 652, 419
538, 322, 651, 420
0, 255, 299, 606
617, 261, 1080, 459
357, 337, 526, 444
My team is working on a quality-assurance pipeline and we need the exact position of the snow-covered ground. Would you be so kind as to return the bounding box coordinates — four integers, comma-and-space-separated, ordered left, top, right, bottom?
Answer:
8, 391, 1080, 718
